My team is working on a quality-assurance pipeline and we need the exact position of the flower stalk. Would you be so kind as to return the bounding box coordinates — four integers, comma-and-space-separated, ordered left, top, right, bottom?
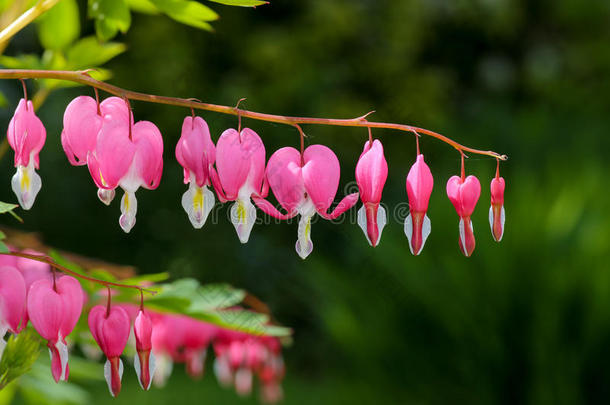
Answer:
0, 69, 508, 161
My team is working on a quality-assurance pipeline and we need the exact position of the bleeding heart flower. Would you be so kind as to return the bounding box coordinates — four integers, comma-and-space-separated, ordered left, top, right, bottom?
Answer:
88, 304, 131, 397
490, 175, 505, 242
27, 276, 83, 382
175, 116, 216, 228
211, 128, 266, 243
446, 175, 481, 257
87, 115, 163, 233
134, 309, 156, 390
254, 145, 359, 259
355, 139, 388, 247
0, 266, 26, 360
7, 98, 46, 210
404, 154, 434, 255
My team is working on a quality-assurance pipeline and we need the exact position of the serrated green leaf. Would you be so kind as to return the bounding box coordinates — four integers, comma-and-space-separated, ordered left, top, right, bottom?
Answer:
67, 36, 126, 68
206, 0, 267, 6
0, 328, 42, 388
150, 0, 217, 30
89, 0, 131, 41
38, 0, 80, 50
191, 283, 245, 311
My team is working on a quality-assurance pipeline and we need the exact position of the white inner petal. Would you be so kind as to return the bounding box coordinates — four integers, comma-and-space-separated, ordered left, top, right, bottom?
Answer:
295, 214, 314, 260
119, 190, 138, 233
357, 205, 371, 246
97, 188, 115, 206
182, 183, 215, 229
404, 213, 414, 255
230, 196, 257, 244
376, 205, 387, 244
214, 356, 232, 387
11, 160, 42, 210
56, 337, 69, 381
420, 214, 431, 254
235, 367, 253, 396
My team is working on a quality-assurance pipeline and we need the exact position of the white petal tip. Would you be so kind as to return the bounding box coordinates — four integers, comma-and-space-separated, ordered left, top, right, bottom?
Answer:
11, 164, 42, 210
97, 188, 116, 206
230, 198, 256, 244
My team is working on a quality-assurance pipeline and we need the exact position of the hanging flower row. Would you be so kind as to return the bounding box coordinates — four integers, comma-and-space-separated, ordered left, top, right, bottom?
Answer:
6, 88, 506, 258
0, 249, 285, 402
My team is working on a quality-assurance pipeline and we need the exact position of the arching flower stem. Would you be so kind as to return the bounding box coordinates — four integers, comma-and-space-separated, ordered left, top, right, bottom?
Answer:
0, 69, 508, 161
0, 251, 157, 295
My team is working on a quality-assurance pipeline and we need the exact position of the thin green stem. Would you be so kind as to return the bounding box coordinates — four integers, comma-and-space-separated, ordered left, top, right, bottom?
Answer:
0, 0, 60, 47
0, 69, 508, 160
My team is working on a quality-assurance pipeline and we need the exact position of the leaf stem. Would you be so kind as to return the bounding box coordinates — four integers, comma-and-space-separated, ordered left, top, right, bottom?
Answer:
0, 251, 157, 295
0, 0, 61, 47
0, 69, 508, 160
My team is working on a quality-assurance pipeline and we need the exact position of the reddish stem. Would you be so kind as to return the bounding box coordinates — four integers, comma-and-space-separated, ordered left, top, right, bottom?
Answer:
367, 127, 373, 145
495, 158, 500, 179
94, 87, 101, 115
124, 97, 133, 140
19, 78, 27, 110
0, 69, 508, 161
0, 252, 157, 295
106, 285, 112, 317
460, 151, 465, 181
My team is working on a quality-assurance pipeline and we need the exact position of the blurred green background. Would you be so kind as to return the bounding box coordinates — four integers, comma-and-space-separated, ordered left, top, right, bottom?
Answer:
2, 0, 610, 403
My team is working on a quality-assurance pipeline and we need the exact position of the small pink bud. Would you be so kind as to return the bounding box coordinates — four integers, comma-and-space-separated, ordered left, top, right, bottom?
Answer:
404, 154, 434, 255
88, 305, 131, 397
27, 276, 83, 382
355, 139, 388, 247
489, 176, 505, 242
7, 99, 46, 210
134, 310, 155, 390
446, 175, 481, 257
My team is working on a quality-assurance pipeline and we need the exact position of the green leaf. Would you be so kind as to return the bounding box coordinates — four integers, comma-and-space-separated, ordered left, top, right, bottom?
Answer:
206, 0, 268, 6
66, 36, 126, 68
0, 328, 42, 388
19, 361, 90, 405
37, 0, 80, 50
0, 90, 8, 108
0, 202, 18, 214
0, 242, 9, 254
126, 0, 159, 14
191, 283, 245, 311
0, 54, 43, 70
89, 0, 131, 41
150, 0, 217, 30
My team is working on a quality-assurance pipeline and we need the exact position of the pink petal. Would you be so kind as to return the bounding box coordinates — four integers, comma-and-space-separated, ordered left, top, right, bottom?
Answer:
27, 279, 63, 341
88, 305, 130, 358
406, 154, 434, 213
132, 121, 164, 190
302, 145, 340, 214
0, 266, 26, 332
319, 192, 359, 220
61, 96, 103, 166
355, 140, 388, 204
134, 310, 153, 351
251, 196, 297, 220
491, 176, 505, 206
265, 147, 305, 213
446, 175, 481, 217
87, 122, 135, 189
7, 99, 46, 168
100, 97, 132, 126
175, 116, 215, 187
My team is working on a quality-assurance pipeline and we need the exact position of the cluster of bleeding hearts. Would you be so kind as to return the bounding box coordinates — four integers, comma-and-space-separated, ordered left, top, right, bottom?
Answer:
0, 251, 284, 402
7, 95, 505, 258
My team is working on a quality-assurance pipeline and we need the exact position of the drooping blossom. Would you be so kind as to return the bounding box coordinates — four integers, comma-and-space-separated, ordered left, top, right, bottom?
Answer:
489, 173, 505, 242
175, 116, 216, 228
446, 174, 481, 257
150, 314, 217, 382
7, 98, 46, 210
13, 248, 53, 331
404, 154, 434, 255
134, 309, 156, 390
87, 105, 164, 233
0, 266, 26, 360
88, 304, 131, 397
213, 332, 285, 403
355, 139, 388, 247
254, 144, 359, 259
62, 96, 134, 205
27, 276, 83, 382
210, 128, 266, 243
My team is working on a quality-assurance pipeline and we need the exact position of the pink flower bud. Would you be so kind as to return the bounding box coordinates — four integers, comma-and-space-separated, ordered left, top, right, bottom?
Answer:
176, 116, 216, 229
134, 310, 155, 390
7, 99, 46, 210
446, 175, 481, 257
404, 154, 434, 255
27, 276, 83, 382
489, 176, 505, 242
355, 140, 388, 247
88, 305, 131, 397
